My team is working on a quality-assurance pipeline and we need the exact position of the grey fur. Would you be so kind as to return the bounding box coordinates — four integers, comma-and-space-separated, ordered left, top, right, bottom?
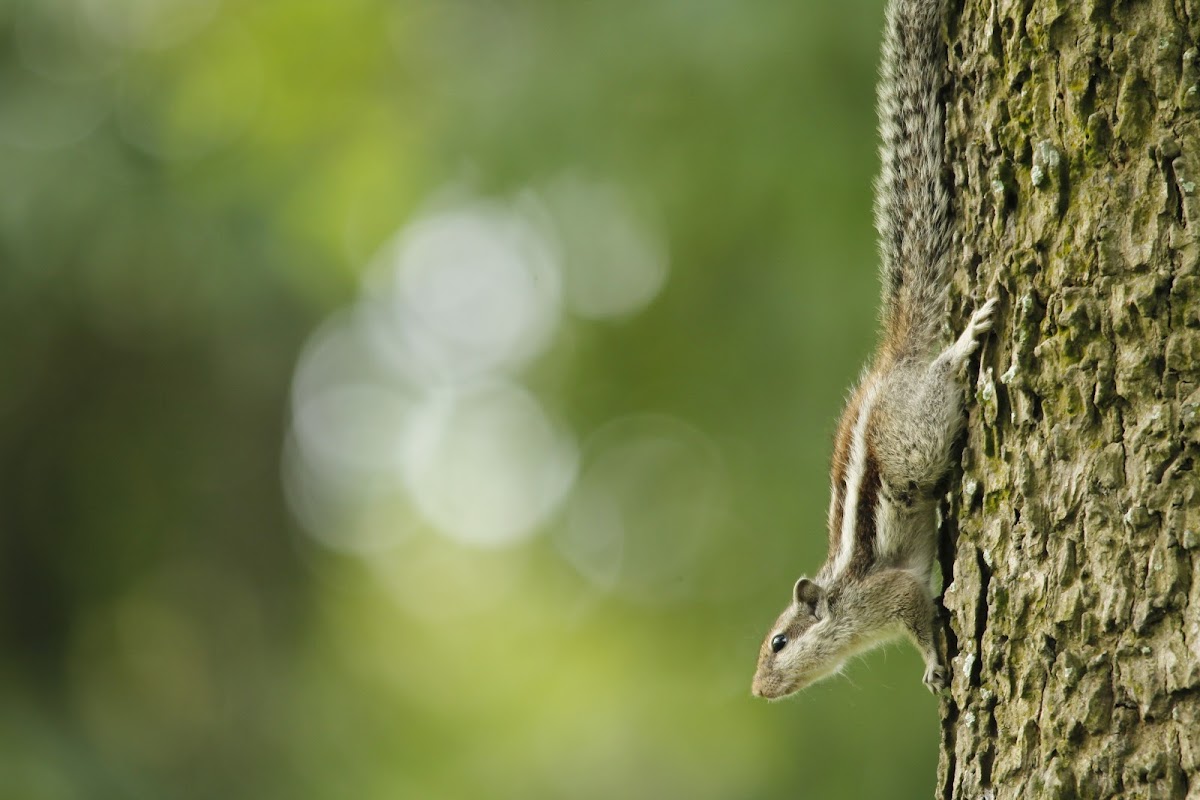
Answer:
875, 0, 953, 355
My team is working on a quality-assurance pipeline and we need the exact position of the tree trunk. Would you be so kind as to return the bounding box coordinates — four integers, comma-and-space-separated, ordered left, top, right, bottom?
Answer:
936, 1, 1200, 798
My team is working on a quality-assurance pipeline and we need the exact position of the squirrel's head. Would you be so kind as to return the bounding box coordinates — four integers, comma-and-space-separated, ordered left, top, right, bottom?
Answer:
751, 577, 848, 700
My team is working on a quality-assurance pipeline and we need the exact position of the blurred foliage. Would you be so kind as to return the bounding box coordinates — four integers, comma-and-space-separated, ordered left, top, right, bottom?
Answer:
0, 0, 941, 798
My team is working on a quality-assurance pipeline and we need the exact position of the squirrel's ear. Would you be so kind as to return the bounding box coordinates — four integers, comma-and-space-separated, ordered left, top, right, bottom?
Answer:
793, 578, 826, 614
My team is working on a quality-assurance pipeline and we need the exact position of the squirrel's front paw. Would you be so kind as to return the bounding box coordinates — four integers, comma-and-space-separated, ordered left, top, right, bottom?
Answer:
923, 664, 948, 694
950, 296, 999, 365
967, 296, 998, 336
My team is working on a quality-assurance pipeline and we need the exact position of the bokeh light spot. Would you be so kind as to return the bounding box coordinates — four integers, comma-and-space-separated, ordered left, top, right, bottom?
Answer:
542, 174, 669, 320
362, 200, 562, 384
286, 192, 578, 552
80, 0, 221, 51
0, 65, 108, 151
286, 311, 424, 554
560, 415, 727, 602
402, 382, 577, 548
15, 0, 121, 82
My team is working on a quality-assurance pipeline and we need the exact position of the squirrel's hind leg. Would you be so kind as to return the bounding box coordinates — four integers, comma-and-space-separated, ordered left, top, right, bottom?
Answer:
872, 297, 998, 499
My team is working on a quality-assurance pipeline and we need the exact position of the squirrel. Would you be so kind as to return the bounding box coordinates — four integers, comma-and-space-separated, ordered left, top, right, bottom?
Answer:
750, 0, 997, 700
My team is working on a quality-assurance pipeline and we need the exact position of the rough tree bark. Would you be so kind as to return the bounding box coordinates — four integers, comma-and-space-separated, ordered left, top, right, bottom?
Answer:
936, 0, 1200, 798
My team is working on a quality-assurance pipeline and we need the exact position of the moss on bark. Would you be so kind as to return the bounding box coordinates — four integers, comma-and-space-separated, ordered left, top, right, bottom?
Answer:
938, 0, 1200, 797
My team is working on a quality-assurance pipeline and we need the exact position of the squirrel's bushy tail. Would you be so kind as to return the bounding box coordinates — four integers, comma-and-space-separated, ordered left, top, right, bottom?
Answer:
874, 0, 952, 359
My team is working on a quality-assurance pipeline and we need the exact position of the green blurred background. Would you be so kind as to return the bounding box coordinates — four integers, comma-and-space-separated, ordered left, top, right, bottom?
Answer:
0, 0, 941, 797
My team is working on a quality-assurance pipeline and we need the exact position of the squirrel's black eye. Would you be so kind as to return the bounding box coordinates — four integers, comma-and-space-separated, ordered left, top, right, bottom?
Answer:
770, 634, 788, 653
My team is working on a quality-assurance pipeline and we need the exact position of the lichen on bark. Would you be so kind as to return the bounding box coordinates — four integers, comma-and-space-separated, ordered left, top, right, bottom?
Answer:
937, 0, 1200, 797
